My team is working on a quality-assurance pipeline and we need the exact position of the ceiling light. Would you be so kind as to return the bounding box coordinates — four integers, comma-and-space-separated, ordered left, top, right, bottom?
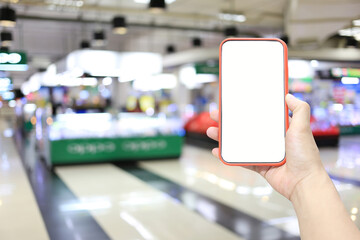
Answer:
1, 31, 12, 47
219, 13, 246, 23
338, 27, 360, 37
135, 0, 175, 3
76, 0, 84, 7
166, 44, 176, 54
224, 26, 238, 37
149, 0, 166, 14
353, 19, 360, 26
0, 6, 16, 28
46, 0, 84, 8
92, 31, 106, 47
192, 37, 202, 47
280, 34, 289, 45
112, 16, 127, 35
80, 40, 90, 49
338, 29, 352, 36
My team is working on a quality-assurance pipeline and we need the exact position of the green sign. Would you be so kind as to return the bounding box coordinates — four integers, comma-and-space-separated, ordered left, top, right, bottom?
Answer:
0, 51, 28, 71
0, 51, 27, 64
331, 68, 360, 78
340, 125, 360, 135
195, 63, 219, 75
50, 135, 184, 164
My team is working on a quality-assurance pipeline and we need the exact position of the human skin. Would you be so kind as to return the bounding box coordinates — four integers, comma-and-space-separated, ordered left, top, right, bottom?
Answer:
206, 94, 360, 240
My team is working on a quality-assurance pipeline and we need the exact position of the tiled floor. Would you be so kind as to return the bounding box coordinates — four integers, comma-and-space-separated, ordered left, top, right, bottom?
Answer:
139, 148, 298, 235
1, 117, 360, 240
0, 120, 49, 240
118, 164, 298, 240
56, 164, 242, 240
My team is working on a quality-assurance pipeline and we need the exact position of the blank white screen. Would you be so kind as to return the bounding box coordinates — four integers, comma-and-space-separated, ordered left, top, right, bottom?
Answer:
221, 40, 286, 163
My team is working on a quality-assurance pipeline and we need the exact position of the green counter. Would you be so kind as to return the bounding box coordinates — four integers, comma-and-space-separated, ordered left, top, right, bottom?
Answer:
340, 125, 360, 135
50, 135, 183, 164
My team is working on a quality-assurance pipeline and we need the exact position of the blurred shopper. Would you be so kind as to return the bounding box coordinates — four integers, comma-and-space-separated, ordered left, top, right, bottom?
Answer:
207, 94, 360, 240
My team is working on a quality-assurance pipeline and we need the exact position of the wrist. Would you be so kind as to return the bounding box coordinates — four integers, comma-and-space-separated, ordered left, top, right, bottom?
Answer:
288, 165, 360, 240
290, 167, 330, 205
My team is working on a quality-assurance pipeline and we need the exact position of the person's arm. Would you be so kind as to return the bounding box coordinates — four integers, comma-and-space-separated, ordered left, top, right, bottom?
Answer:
207, 94, 360, 240
291, 169, 360, 240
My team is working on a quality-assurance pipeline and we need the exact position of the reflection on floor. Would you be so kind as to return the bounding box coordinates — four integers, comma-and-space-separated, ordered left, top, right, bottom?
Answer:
4, 115, 360, 239
139, 147, 299, 236
120, 164, 298, 240
321, 136, 360, 183
0, 120, 49, 240
15, 129, 109, 240
319, 136, 360, 228
56, 164, 242, 240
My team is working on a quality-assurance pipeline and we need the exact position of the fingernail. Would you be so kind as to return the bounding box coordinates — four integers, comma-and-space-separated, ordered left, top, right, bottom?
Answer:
286, 93, 294, 99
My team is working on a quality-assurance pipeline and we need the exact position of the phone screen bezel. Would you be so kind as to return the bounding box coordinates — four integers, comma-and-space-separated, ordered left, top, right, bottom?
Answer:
219, 38, 289, 166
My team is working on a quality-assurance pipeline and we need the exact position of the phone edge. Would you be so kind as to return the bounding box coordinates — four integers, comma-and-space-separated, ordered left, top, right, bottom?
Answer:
218, 38, 289, 167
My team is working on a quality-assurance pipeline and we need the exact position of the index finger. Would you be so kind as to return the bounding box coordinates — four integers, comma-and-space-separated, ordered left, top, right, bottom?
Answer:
210, 110, 219, 122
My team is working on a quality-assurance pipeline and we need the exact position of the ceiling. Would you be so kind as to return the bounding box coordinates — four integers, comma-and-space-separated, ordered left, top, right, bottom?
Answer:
0, 0, 359, 86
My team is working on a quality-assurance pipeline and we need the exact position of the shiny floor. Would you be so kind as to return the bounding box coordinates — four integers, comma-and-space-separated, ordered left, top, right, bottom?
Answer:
1, 118, 360, 240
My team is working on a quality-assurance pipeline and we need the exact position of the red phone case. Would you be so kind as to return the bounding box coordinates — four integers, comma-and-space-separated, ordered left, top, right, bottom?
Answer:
218, 38, 289, 166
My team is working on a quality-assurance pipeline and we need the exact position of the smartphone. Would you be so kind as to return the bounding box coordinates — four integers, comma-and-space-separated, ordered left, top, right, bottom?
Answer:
219, 38, 289, 166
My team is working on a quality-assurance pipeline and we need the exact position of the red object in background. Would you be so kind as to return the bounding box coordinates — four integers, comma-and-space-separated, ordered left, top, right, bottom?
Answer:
310, 116, 340, 137
185, 112, 339, 138
184, 112, 218, 134
185, 113, 339, 147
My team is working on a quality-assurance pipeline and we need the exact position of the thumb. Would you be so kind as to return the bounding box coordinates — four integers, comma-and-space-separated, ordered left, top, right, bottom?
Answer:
285, 94, 311, 130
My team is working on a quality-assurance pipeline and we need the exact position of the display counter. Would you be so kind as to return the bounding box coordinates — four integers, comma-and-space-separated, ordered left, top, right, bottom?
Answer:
340, 125, 360, 135
45, 113, 184, 165
185, 112, 341, 147
184, 112, 218, 148
311, 118, 340, 146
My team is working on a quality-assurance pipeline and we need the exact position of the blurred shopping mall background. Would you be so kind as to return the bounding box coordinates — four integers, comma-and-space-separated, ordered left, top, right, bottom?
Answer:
0, 0, 359, 239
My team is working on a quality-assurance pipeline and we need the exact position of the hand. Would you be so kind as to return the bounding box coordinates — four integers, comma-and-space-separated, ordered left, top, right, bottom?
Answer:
206, 94, 326, 201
